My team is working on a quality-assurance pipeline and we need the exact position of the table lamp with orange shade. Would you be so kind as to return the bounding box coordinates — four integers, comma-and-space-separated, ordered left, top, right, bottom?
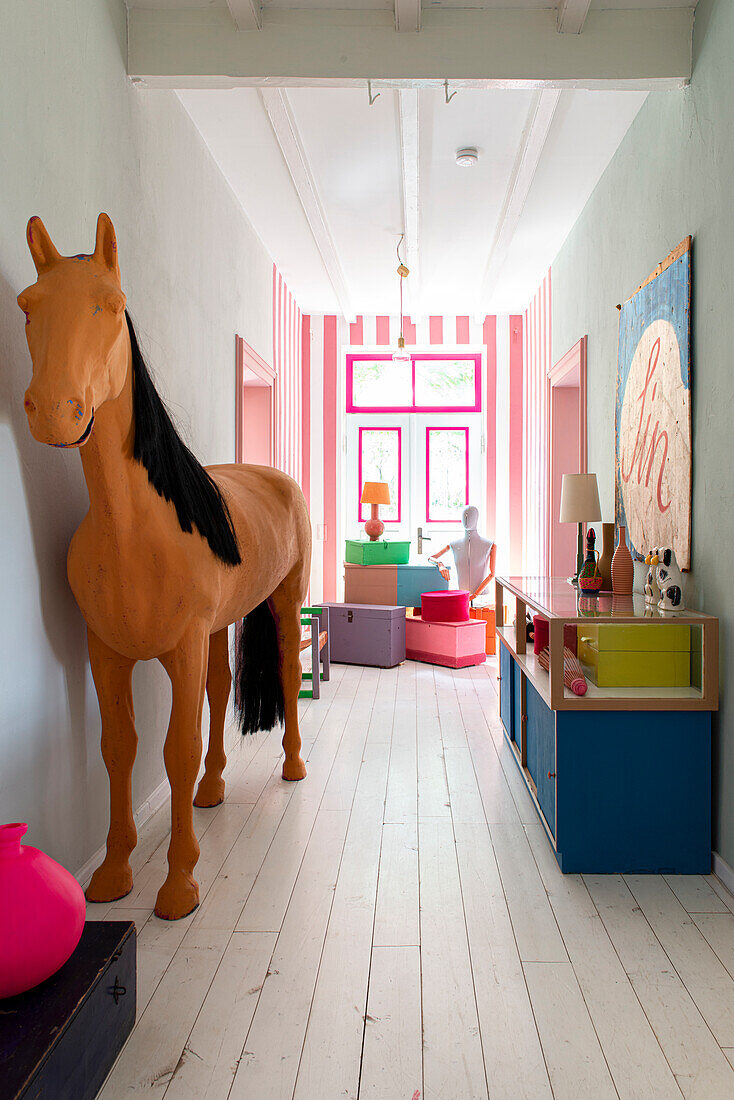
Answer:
360, 481, 391, 541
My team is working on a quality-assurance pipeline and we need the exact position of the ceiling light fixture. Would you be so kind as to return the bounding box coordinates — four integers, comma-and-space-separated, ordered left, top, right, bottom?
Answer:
455, 146, 479, 168
393, 234, 411, 365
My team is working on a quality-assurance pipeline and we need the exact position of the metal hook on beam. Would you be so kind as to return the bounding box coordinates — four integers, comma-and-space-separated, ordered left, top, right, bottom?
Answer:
367, 80, 381, 106
444, 79, 458, 104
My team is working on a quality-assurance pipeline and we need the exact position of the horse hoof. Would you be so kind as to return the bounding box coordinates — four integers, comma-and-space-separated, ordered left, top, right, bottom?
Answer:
85, 861, 133, 903
154, 874, 199, 921
194, 775, 225, 807
282, 756, 307, 782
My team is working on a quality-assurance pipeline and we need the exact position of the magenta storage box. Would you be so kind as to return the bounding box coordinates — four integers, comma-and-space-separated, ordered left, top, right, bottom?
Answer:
421, 590, 471, 623
320, 603, 405, 668
405, 615, 486, 668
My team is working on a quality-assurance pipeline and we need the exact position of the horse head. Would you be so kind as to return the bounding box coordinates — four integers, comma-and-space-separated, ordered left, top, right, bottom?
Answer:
18, 213, 128, 448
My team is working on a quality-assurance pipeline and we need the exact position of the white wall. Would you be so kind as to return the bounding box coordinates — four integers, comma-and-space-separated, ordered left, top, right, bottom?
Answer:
0, 0, 274, 875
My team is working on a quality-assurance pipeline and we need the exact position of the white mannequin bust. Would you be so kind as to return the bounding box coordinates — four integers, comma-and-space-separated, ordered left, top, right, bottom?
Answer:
430, 505, 495, 597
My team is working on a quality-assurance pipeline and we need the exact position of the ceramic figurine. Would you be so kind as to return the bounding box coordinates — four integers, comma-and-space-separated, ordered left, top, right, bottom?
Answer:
644, 548, 662, 605
19, 214, 311, 920
578, 527, 603, 593
655, 547, 684, 612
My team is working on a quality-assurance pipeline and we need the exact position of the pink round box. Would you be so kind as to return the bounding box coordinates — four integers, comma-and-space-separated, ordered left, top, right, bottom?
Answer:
421, 590, 471, 623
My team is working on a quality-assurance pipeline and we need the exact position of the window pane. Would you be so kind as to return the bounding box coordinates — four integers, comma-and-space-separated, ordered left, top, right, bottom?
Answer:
427, 428, 468, 521
350, 359, 412, 409
359, 429, 400, 522
415, 358, 477, 408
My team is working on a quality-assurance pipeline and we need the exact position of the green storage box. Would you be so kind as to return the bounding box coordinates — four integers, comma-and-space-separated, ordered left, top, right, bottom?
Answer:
344, 539, 411, 565
577, 624, 691, 688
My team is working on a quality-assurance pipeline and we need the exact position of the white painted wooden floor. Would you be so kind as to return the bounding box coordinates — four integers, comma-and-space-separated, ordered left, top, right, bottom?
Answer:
88, 658, 734, 1100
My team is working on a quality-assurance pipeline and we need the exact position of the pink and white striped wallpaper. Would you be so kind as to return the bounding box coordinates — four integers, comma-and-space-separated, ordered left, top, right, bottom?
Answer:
264, 281, 551, 601
523, 271, 552, 575
272, 266, 303, 486
304, 313, 525, 601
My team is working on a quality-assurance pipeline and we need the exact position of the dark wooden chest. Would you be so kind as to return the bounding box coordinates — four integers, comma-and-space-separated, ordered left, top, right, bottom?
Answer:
0, 920, 136, 1099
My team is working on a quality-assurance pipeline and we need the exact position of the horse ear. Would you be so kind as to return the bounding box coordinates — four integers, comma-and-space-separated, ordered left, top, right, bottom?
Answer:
93, 213, 120, 278
26, 217, 61, 274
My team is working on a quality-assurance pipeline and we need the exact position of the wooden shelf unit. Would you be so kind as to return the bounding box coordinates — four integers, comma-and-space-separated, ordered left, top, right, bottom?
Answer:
495, 576, 718, 712
493, 576, 717, 874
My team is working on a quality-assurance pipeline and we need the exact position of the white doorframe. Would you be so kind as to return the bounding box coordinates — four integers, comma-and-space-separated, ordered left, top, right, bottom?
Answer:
338, 345, 487, 595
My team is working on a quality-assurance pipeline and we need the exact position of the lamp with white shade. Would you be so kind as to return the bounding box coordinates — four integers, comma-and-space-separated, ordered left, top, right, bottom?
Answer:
559, 473, 602, 584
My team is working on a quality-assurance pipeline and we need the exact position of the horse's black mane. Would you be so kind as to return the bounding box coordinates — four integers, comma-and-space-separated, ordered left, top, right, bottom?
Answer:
126, 311, 241, 566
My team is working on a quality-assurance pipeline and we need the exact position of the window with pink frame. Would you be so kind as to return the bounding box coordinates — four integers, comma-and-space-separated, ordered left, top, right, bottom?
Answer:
347, 353, 481, 413
425, 427, 469, 522
358, 427, 402, 524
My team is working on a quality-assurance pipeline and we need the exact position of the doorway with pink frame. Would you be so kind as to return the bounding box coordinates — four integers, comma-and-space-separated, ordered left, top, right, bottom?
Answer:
547, 336, 587, 576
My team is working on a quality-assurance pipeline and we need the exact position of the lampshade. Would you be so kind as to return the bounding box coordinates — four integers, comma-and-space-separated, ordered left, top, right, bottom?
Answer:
360, 481, 391, 506
559, 473, 602, 523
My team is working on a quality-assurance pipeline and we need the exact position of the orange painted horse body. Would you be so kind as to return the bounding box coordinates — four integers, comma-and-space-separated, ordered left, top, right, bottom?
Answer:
19, 214, 311, 919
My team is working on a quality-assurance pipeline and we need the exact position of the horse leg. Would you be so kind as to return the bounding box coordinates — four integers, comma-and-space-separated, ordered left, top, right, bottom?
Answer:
85, 629, 138, 903
155, 621, 209, 920
269, 576, 307, 782
194, 627, 231, 808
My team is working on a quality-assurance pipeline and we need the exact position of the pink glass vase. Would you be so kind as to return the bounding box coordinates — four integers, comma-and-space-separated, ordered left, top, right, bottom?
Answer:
0, 823, 85, 999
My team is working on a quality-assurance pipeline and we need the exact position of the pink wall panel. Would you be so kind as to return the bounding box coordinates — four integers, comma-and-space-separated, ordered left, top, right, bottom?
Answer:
483, 315, 497, 539
273, 265, 303, 486
509, 316, 524, 573
375, 316, 390, 345
456, 316, 470, 344
523, 271, 551, 574
302, 314, 311, 511
429, 316, 443, 345
323, 315, 338, 601
242, 388, 272, 466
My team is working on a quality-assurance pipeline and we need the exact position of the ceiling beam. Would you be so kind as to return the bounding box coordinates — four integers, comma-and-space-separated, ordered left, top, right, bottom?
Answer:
128, 8, 693, 90
556, 0, 592, 35
226, 0, 261, 32
395, 0, 421, 34
478, 89, 561, 313
259, 89, 355, 322
398, 89, 420, 315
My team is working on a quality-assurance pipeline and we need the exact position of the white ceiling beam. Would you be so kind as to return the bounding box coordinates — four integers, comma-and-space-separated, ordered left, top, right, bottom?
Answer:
398, 89, 420, 316
226, 0, 261, 32
259, 89, 355, 322
128, 8, 693, 90
557, 0, 592, 35
395, 0, 421, 34
478, 89, 561, 313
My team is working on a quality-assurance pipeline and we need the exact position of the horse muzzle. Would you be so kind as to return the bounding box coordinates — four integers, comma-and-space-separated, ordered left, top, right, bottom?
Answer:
24, 389, 95, 448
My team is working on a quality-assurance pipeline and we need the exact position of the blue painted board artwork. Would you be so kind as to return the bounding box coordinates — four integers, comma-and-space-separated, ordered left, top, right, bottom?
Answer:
615, 238, 692, 569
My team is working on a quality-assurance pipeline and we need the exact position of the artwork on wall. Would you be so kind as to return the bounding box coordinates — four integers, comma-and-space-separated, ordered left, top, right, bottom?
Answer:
615, 237, 692, 570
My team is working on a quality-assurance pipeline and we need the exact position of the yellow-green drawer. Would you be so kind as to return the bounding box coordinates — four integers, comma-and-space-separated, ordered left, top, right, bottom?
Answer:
578, 640, 691, 688
577, 624, 690, 653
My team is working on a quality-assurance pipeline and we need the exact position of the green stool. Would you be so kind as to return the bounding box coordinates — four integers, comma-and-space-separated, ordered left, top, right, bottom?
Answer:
299, 606, 330, 699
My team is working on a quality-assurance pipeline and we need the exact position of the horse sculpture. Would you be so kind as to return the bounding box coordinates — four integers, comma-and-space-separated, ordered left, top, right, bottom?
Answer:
18, 213, 311, 920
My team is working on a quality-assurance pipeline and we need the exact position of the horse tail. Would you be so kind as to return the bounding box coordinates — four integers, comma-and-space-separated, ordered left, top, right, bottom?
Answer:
234, 601, 285, 734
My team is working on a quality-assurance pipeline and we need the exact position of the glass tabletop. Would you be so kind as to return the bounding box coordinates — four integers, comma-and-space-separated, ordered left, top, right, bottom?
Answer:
495, 576, 713, 623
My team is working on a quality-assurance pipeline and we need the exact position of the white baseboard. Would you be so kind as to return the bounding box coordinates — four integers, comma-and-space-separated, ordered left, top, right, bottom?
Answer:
713, 850, 734, 901
74, 722, 242, 889
75, 776, 170, 889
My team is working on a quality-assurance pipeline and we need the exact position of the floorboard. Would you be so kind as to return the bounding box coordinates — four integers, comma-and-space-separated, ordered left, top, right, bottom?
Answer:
92, 659, 734, 1100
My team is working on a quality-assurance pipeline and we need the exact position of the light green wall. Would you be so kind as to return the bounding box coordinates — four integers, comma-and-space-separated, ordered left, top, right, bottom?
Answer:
552, 0, 734, 865
0, 0, 273, 874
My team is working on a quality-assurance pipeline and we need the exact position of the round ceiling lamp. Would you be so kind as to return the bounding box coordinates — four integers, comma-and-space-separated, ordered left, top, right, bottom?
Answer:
455, 146, 479, 167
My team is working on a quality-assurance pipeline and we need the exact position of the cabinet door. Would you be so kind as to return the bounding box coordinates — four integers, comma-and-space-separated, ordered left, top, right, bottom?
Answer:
499, 641, 513, 738
526, 679, 556, 834
513, 662, 524, 752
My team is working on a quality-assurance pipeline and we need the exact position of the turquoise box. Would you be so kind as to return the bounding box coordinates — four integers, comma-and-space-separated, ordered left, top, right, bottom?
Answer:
396, 564, 448, 607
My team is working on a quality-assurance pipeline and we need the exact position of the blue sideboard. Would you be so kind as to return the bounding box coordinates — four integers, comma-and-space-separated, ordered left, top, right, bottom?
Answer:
496, 576, 718, 874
